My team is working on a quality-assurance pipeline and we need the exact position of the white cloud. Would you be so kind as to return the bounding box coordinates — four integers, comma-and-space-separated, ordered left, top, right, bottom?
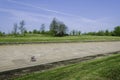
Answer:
0, 8, 53, 22
1, 0, 118, 32
0, 7, 53, 31
0, 7, 116, 33
7, 0, 84, 18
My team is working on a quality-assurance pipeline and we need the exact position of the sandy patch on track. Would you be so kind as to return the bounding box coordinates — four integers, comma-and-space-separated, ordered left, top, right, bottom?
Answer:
0, 42, 120, 72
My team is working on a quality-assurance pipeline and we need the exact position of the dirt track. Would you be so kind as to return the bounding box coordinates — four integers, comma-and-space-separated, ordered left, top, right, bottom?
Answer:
0, 42, 120, 72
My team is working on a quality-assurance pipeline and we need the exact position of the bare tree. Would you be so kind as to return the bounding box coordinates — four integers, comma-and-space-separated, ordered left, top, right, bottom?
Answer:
40, 24, 45, 34
71, 30, 75, 36
19, 20, 26, 36
78, 31, 81, 35
12, 23, 18, 36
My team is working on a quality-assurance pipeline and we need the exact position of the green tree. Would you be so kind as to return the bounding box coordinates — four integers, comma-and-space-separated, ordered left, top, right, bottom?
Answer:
113, 26, 120, 36
83, 32, 96, 36
24, 30, 28, 34
105, 29, 111, 36
50, 18, 68, 36
57, 22, 67, 36
97, 30, 105, 36
0, 31, 3, 36
28, 31, 32, 34
0, 31, 5, 37
33, 29, 38, 34
50, 18, 58, 36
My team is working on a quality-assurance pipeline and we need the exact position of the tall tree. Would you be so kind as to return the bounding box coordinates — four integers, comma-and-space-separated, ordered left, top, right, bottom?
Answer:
12, 23, 18, 36
71, 30, 75, 36
19, 20, 26, 36
113, 26, 120, 36
105, 30, 109, 36
33, 29, 38, 34
78, 31, 81, 35
49, 18, 68, 36
57, 22, 67, 36
40, 24, 45, 34
97, 30, 105, 36
50, 18, 58, 36
0, 31, 3, 36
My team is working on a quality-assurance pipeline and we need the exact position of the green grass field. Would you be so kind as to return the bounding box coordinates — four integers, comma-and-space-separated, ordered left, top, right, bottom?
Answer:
0, 34, 120, 43
14, 53, 120, 80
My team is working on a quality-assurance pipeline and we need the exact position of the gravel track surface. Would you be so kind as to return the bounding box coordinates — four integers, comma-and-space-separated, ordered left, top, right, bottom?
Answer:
0, 42, 120, 72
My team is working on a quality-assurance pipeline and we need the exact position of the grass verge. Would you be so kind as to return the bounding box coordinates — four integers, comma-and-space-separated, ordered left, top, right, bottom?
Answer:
14, 53, 120, 80
0, 35, 120, 44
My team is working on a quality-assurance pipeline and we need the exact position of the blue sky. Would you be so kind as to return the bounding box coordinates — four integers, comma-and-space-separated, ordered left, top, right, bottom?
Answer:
0, 0, 120, 33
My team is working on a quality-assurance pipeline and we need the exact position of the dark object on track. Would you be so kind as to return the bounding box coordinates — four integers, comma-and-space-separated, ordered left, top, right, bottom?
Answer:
31, 56, 36, 62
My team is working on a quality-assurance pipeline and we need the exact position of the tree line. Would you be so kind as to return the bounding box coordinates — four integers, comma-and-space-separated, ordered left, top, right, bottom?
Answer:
7, 18, 68, 37
82, 27, 120, 36
0, 18, 120, 37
